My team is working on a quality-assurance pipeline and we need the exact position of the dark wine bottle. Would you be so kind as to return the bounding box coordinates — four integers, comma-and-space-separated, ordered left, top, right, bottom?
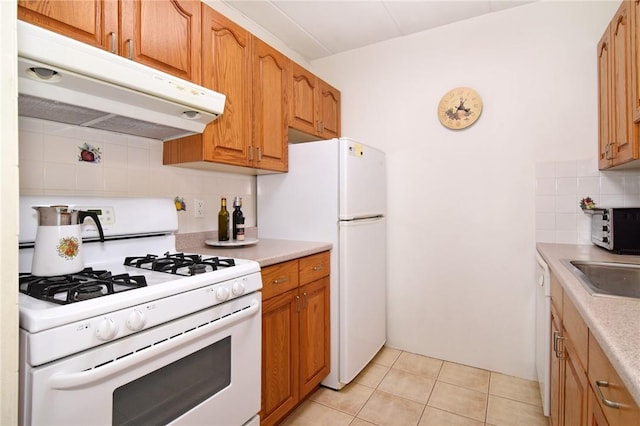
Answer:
218, 197, 229, 241
232, 196, 244, 240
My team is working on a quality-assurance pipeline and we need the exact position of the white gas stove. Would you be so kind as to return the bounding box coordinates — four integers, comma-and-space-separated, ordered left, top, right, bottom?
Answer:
18, 196, 262, 426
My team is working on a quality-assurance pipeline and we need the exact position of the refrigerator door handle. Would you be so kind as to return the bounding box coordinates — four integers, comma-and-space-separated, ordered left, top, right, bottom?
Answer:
340, 214, 384, 222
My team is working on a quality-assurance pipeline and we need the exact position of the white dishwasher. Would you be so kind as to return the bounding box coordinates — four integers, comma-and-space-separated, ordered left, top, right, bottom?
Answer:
535, 250, 551, 417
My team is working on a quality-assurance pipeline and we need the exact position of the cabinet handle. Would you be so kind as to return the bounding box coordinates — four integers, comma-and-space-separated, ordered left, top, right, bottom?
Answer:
311, 265, 323, 271
595, 380, 622, 409
257, 147, 262, 161
127, 39, 134, 60
295, 295, 300, 312
553, 331, 566, 359
249, 146, 254, 161
302, 292, 308, 309
605, 143, 614, 160
272, 277, 288, 285
109, 32, 116, 54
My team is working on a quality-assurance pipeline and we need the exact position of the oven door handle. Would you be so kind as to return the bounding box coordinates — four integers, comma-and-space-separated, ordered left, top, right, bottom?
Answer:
48, 300, 260, 390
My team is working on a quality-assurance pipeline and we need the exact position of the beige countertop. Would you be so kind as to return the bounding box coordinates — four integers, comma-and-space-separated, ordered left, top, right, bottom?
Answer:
536, 243, 640, 406
176, 230, 332, 267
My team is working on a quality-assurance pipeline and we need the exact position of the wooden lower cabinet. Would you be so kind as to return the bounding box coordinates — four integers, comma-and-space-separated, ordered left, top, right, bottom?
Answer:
587, 332, 640, 425
550, 272, 592, 426
550, 270, 640, 426
588, 386, 610, 426
562, 338, 588, 425
261, 252, 330, 426
550, 303, 563, 426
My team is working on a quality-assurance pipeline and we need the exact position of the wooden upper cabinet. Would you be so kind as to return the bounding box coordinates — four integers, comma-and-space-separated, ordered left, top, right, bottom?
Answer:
633, 0, 640, 123
289, 61, 341, 141
200, 6, 252, 167
598, 30, 612, 169
19, 0, 201, 83
163, 5, 288, 172
319, 79, 341, 139
290, 63, 319, 136
252, 38, 289, 172
611, 2, 635, 165
599, 1, 640, 169
18, 0, 118, 50
120, 0, 201, 83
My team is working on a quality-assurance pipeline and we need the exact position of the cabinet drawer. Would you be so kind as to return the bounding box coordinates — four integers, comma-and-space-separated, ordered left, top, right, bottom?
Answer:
588, 332, 640, 425
562, 294, 588, 371
262, 260, 299, 300
299, 251, 330, 285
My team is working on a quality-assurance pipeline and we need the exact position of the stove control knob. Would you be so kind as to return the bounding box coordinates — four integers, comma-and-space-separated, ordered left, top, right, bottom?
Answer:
216, 286, 230, 301
232, 281, 245, 296
95, 317, 119, 341
126, 309, 146, 331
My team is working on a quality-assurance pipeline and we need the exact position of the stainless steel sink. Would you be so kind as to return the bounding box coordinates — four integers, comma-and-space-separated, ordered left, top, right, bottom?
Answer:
563, 260, 640, 299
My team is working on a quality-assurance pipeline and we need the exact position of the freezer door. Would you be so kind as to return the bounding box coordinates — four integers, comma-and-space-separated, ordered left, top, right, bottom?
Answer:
338, 216, 386, 384
339, 138, 386, 220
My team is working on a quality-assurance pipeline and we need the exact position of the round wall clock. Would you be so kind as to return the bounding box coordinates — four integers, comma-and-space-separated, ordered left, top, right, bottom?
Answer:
437, 87, 483, 130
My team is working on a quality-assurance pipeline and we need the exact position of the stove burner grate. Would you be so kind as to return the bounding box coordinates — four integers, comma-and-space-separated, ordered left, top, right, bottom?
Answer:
19, 268, 147, 305
124, 252, 235, 276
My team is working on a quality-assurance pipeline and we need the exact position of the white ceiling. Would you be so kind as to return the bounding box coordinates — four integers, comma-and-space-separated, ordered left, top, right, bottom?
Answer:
221, 0, 535, 61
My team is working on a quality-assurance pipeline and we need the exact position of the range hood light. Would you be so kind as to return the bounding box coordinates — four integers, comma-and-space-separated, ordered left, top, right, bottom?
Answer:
182, 110, 201, 120
27, 67, 60, 82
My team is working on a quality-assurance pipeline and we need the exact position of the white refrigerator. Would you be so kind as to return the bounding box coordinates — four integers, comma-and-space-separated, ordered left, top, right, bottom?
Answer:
257, 137, 386, 390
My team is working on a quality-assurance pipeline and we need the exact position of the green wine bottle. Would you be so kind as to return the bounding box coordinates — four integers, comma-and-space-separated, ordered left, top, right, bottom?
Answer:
218, 197, 230, 241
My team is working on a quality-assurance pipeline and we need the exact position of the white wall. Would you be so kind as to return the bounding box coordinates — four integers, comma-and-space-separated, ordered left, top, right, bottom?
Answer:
18, 117, 256, 234
312, 1, 621, 379
536, 159, 640, 244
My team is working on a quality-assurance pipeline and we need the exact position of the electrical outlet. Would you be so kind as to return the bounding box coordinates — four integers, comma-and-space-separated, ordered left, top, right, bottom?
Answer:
194, 199, 205, 218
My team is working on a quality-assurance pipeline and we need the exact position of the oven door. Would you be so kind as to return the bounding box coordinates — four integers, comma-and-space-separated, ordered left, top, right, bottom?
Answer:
21, 293, 261, 426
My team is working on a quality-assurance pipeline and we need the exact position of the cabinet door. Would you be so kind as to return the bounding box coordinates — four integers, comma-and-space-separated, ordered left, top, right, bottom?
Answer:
633, 0, 640, 123
120, 0, 201, 83
298, 277, 330, 398
588, 386, 610, 426
200, 5, 252, 167
290, 62, 320, 136
252, 38, 289, 172
598, 29, 613, 170
610, 2, 635, 166
588, 332, 640, 425
563, 338, 589, 426
18, 0, 118, 51
319, 79, 341, 139
261, 289, 300, 426
550, 305, 564, 426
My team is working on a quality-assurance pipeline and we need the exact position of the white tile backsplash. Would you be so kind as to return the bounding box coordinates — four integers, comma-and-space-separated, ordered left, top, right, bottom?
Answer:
535, 159, 640, 243
18, 117, 256, 234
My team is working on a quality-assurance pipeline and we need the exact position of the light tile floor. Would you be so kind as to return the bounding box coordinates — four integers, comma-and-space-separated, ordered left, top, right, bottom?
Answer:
281, 346, 549, 426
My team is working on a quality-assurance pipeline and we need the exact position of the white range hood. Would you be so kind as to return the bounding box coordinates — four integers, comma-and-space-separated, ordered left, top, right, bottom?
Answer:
17, 21, 226, 141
